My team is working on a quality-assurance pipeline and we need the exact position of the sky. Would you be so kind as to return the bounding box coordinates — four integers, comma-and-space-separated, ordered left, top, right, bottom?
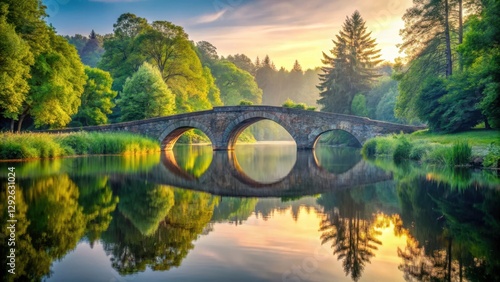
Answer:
43, 0, 413, 70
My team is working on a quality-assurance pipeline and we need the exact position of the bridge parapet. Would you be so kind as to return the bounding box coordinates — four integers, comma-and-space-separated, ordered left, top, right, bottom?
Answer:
43, 106, 425, 150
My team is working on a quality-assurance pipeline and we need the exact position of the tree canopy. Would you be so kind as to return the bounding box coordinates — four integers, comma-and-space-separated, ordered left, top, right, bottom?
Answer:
318, 11, 382, 114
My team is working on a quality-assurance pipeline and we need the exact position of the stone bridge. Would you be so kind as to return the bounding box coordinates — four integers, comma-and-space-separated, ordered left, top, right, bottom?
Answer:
124, 150, 393, 197
52, 106, 423, 150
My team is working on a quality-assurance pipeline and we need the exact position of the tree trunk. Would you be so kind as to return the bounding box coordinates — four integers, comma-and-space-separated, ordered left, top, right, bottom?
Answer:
444, 0, 453, 77
458, 0, 463, 44
17, 114, 26, 133
485, 117, 491, 129
458, 0, 463, 71
10, 119, 15, 133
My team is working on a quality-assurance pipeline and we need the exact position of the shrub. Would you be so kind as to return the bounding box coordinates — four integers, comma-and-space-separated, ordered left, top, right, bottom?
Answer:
361, 139, 377, 157
409, 142, 429, 161
393, 137, 412, 163
483, 143, 500, 168
375, 137, 397, 155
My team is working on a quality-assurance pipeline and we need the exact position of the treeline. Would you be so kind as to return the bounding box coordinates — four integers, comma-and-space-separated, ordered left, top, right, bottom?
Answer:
394, 0, 499, 131
0, 1, 322, 132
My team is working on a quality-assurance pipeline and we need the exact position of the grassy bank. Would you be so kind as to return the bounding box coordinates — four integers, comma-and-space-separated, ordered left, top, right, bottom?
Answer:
0, 132, 160, 160
361, 130, 500, 168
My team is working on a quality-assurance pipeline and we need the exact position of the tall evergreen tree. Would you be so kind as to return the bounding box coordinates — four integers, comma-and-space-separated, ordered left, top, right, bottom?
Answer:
80, 30, 104, 67
318, 11, 382, 114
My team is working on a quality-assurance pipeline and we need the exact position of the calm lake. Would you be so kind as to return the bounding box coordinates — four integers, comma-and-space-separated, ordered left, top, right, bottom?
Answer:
1, 143, 499, 282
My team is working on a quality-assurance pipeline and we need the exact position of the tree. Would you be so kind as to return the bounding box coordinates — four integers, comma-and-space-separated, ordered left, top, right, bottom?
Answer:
351, 94, 369, 117
196, 40, 218, 63
118, 62, 175, 122
256, 55, 279, 105
98, 13, 148, 92
458, 0, 500, 128
138, 21, 215, 113
71, 67, 117, 126
80, 30, 105, 67
226, 53, 256, 75
210, 60, 262, 105
318, 11, 382, 114
0, 4, 33, 129
16, 30, 86, 130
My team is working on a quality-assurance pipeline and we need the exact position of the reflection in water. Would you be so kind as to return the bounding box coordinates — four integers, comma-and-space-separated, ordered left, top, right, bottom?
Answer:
233, 142, 297, 183
319, 189, 382, 282
0, 146, 499, 282
314, 146, 362, 174
170, 145, 213, 179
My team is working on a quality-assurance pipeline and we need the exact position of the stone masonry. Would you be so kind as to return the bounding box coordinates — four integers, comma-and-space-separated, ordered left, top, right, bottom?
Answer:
48, 106, 425, 150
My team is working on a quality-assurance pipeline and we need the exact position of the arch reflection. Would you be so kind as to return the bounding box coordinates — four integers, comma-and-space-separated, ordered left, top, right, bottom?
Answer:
161, 145, 213, 180
157, 147, 393, 197
230, 144, 297, 185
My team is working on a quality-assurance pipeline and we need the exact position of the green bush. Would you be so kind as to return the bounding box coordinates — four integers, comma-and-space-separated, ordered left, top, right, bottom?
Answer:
483, 143, 500, 168
375, 137, 397, 155
361, 139, 377, 157
393, 137, 412, 163
239, 100, 254, 106
409, 142, 429, 161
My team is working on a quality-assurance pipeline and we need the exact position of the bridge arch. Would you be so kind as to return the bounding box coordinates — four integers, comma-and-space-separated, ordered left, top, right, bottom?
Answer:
221, 111, 297, 150
158, 120, 216, 151
307, 123, 364, 148
311, 129, 362, 148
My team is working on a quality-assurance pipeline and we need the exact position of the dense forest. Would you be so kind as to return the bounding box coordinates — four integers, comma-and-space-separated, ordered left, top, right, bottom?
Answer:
0, 0, 498, 134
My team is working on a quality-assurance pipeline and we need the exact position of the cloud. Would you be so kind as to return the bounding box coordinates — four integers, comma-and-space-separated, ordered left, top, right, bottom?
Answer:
186, 0, 413, 69
195, 9, 227, 24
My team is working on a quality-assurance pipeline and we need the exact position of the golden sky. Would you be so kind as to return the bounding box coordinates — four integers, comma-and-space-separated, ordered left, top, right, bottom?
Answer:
46, 0, 414, 70
184, 0, 414, 70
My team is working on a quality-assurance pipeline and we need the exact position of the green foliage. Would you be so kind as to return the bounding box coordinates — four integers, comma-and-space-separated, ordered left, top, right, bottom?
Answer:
415, 77, 448, 131
449, 141, 472, 166
118, 184, 174, 236
118, 62, 175, 121
98, 13, 148, 92
409, 141, 432, 161
361, 139, 377, 157
483, 143, 500, 168
351, 94, 369, 117
24, 31, 86, 129
0, 5, 33, 120
317, 130, 361, 147
393, 136, 413, 163
0, 132, 160, 160
318, 11, 382, 114
282, 98, 316, 111
239, 100, 254, 106
71, 66, 117, 126
209, 59, 262, 105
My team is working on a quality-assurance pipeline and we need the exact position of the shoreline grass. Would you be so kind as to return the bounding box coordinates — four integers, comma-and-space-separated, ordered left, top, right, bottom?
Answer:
361, 129, 500, 168
0, 132, 160, 160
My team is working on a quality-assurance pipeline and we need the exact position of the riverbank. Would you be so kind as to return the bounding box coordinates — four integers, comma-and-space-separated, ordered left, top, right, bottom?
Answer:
361, 129, 500, 168
0, 132, 160, 160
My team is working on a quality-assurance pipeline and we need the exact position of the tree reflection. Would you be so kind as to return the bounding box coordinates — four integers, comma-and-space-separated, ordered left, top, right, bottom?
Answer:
318, 189, 382, 281
211, 197, 258, 225
102, 182, 218, 274
117, 179, 174, 236
74, 176, 119, 245
0, 175, 87, 281
396, 176, 500, 281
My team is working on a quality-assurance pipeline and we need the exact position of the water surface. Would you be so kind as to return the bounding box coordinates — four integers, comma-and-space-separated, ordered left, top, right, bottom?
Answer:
1, 144, 499, 281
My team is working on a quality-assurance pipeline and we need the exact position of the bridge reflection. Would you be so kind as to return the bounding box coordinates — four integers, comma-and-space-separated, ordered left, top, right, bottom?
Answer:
133, 150, 393, 197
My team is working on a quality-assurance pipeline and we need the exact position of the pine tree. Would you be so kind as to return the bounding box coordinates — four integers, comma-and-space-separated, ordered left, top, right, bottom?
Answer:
318, 11, 382, 114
